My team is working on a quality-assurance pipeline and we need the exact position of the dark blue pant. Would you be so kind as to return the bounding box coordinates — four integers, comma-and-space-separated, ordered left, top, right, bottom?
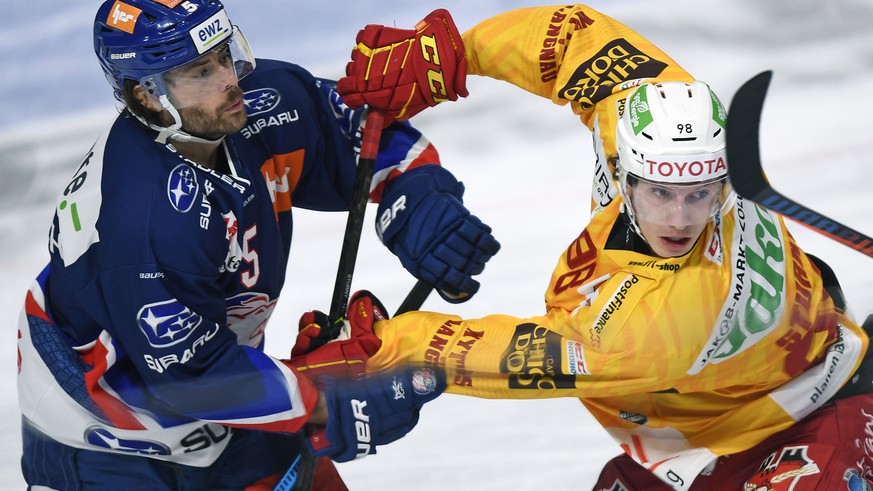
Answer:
21, 418, 305, 490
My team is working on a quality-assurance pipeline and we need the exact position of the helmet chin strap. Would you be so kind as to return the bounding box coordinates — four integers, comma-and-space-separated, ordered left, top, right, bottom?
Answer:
618, 199, 645, 241
137, 94, 225, 146
617, 177, 645, 240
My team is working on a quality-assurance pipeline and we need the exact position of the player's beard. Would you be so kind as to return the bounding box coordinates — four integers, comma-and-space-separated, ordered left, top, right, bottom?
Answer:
177, 86, 247, 140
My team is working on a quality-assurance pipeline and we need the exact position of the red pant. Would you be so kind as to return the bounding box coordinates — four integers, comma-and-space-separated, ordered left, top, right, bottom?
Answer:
592, 393, 873, 490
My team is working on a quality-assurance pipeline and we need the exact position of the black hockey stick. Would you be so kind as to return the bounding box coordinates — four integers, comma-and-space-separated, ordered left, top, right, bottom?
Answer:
276, 110, 385, 491
726, 70, 873, 258
328, 110, 386, 326
395, 278, 433, 316
302, 110, 386, 352
395, 280, 479, 316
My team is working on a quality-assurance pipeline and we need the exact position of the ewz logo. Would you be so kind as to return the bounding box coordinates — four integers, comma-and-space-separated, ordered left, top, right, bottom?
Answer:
198, 18, 227, 42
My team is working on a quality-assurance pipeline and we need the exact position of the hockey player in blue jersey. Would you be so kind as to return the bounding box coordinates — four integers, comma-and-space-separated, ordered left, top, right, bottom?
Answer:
16, 1, 498, 489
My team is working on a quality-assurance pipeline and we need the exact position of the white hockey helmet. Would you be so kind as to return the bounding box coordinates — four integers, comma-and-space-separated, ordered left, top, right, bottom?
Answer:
615, 80, 734, 237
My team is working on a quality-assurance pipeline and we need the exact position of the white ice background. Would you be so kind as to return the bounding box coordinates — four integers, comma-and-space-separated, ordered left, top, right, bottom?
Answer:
2, 0, 873, 488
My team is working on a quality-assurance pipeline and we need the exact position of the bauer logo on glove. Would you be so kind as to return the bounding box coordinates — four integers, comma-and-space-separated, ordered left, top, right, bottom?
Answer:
309, 366, 447, 462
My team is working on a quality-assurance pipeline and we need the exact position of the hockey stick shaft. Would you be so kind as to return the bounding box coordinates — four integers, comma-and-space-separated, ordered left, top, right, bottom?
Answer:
395, 279, 433, 316
279, 110, 385, 491
329, 110, 385, 327
726, 70, 873, 258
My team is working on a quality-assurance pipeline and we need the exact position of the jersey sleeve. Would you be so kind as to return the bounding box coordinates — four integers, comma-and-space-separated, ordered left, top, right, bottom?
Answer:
72, 260, 319, 434
309, 78, 444, 204
246, 61, 442, 213
366, 307, 661, 400
462, 4, 695, 207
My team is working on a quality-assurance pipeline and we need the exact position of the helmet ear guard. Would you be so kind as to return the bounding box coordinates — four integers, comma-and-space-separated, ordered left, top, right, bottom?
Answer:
615, 81, 735, 238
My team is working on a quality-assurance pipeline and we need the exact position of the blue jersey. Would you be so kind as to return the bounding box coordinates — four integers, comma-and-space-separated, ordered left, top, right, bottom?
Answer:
18, 59, 440, 466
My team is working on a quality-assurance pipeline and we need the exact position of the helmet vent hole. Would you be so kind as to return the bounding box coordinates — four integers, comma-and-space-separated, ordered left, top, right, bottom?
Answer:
713, 128, 723, 138
640, 132, 653, 141
672, 137, 697, 142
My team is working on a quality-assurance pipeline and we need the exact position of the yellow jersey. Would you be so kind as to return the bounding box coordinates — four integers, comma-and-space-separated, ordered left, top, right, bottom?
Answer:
369, 197, 866, 488
366, 5, 868, 489
462, 4, 695, 210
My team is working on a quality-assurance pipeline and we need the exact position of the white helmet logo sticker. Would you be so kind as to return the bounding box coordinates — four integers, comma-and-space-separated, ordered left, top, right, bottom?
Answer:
107, 1, 141, 34
190, 9, 232, 54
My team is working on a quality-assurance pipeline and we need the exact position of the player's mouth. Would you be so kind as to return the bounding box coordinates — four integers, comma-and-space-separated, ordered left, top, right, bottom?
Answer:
657, 235, 693, 253
224, 86, 245, 113
225, 96, 243, 113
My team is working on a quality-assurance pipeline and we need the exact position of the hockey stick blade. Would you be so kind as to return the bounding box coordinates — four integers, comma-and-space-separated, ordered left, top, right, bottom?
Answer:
726, 70, 873, 258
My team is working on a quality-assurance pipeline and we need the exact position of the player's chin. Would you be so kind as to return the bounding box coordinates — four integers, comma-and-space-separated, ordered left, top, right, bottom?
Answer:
225, 110, 248, 133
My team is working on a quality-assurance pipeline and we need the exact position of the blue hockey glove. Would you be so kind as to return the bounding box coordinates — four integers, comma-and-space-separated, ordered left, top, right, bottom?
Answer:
377, 165, 500, 302
308, 366, 446, 462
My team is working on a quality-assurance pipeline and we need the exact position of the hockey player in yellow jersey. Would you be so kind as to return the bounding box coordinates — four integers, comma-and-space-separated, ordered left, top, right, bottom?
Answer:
292, 5, 873, 489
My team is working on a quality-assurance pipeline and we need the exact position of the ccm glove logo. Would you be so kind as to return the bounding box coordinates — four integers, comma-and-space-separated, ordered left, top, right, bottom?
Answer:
351, 399, 371, 459
419, 34, 448, 102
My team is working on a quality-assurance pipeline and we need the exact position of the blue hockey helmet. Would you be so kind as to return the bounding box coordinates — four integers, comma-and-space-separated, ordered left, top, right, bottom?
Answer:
94, 0, 255, 104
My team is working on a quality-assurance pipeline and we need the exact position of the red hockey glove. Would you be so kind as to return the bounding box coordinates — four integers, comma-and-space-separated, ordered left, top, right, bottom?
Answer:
287, 291, 386, 380
336, 9, 468, 124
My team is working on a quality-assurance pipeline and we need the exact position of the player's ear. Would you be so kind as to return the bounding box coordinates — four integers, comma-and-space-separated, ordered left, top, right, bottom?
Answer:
132, 84, 164, 113
125, 82, 175, 128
